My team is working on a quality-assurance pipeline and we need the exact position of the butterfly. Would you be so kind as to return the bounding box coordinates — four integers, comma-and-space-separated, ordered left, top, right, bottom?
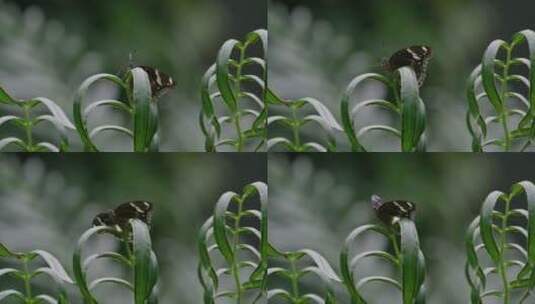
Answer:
382, 46, 432, 87
138, 66, 176, 98
126, 54, 176, 98
371, 194, 415, 226
92, 201, 153, 233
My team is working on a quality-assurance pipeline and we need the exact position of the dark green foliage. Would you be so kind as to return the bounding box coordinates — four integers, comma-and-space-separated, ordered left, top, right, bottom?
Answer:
268, 65, 427, 152
72, 220, 158, 304
200, 29, 268, 152
340, 220, 426, 304
267, 88, 342, 152
340, 67, 426, 152
73, 68, 159, 152
0, 87, 74, 152
465, 181, 535, 303
466, 29, 535, 152
267, 248, 339, 303
197, 182, 268, 303
0, 243, 72, 303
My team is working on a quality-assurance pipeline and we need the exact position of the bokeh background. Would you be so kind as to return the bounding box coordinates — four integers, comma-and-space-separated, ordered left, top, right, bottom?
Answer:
269, 154, 535, 303
268, 0, 535, 151
0, 0, 266, 151
0, 154, 266, 303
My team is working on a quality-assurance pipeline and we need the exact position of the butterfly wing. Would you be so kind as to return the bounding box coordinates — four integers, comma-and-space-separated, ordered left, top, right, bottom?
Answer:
92, 211, 115, 227
387, 48, 416, 71
377, 200, 415, 225
114, 201, 153, 228
139, 66, 175, 98
387, 46, 432, 86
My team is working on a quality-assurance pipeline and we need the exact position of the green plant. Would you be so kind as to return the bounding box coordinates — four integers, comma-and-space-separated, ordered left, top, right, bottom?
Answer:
340, 219, 426, 304
0, 87, 74, 152
199, 29, 267, 152
267, 248, 339, 303
465, 180, 535, 304
340, 67, 427, 152
466, 29, 535, 152
197, 181, 268, 303
267, 88, 343, 152
72, 219, 158, 304
73, 67, 160, 152
0, 243, 72, 303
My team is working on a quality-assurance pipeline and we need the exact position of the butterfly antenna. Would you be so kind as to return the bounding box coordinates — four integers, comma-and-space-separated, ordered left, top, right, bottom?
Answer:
371, 194, 383, 209
128, 52, 135, 69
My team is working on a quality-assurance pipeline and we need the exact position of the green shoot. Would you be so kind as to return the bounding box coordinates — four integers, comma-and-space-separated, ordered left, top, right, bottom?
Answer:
0, 242, 72, 303
340, 67, 427, 152
72, 219, 158, 303
466, 29, 535, 151
267, 247, 340, 303
197, 182, 268, 303
340, 219, 426, 303
199, 29, 267, 152
73, 67, 159, 152
0, 86, 74, 152
267, 88, 342, 152
465, 180, 535, 303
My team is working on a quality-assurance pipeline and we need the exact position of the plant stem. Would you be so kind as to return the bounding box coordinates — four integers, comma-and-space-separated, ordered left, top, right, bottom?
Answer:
233, 44, 247, 152
23, 105, 33, 152
22, 256, 33, 303
232, 197, 244, 303
500, 46, 512, 151
289, 255, 300, 301
499, 198, 511, 304
390, 232, 401, 259
290, 105, 301, 151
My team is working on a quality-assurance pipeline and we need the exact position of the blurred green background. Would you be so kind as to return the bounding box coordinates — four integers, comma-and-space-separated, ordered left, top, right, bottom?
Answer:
0, 154, 266, 303
269, 0, 535, 151
0, 0, 266, 151
269, 153, 535, 303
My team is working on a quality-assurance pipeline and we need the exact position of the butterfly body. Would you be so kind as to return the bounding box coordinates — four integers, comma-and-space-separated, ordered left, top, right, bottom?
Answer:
92, 201, 153, 233
383, 46, 432, 87
137, 66, 176, 98
371, 194, 415, 226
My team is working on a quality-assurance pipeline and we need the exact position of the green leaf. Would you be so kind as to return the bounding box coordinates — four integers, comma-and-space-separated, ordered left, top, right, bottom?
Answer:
464, 217, 486, 295
511, 181, 535, 270
73, 226, 109, 304
0, 243, 23, 258
31, 97, 75, 130
131, 67, 158, 152
466, 65, 487, 140
481, 40, 507, 113
73, 73, 126, 152
213, 191, 237, 265
0, 86, 18, 105
340, 224, 390, 303
245, 182, 269, 287
0, 137, 25, 151
132, 219, 158, 304
298, 249, 341, 282
399, 219, 424, 304
479, 191, 505, 264
0, 290, 24, 301
399, 67, 426, 152
340, 73, 391, 152
33, 250, 73, 284
216, 39, 240, 112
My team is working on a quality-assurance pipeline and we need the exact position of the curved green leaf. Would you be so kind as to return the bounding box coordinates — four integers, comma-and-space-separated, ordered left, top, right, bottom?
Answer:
132, 219, 157, 304
399, 67, 426, 152
479, 191, 505, 264
73, 73, 126, 152
131, 67, 158, 152
481, 40, 507, 112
